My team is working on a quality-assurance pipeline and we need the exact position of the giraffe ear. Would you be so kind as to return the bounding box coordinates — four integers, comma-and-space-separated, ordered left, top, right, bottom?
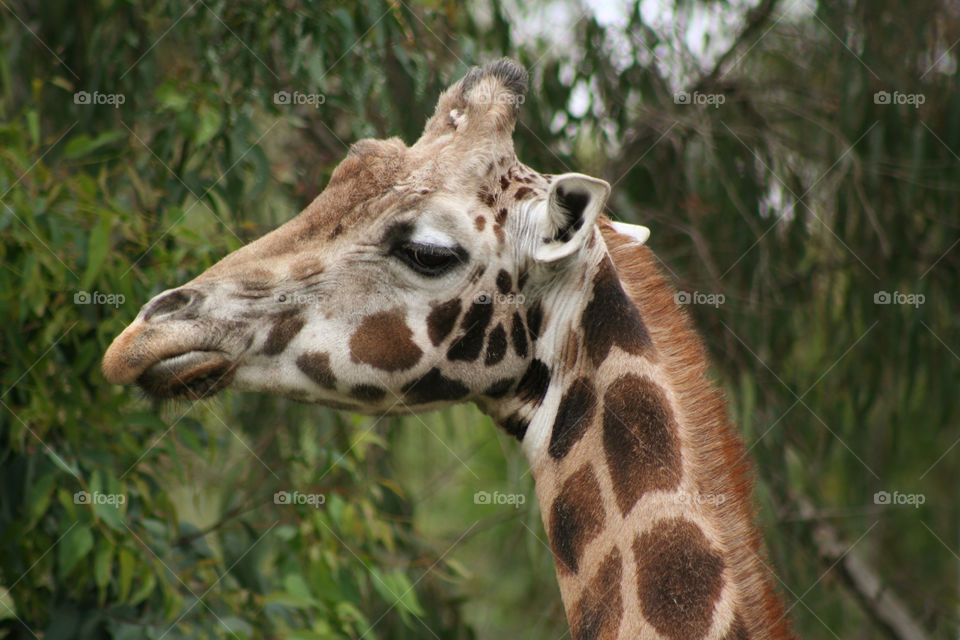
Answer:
532, 173, 610, 263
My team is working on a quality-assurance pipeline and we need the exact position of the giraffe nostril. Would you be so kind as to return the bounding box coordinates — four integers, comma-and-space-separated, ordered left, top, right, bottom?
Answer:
142, 288, 204, 321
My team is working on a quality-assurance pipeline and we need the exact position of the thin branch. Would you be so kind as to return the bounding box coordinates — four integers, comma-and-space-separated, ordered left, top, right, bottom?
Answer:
796, 496, 930, 640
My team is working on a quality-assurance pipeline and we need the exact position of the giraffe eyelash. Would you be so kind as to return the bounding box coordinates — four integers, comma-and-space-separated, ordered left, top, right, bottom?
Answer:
391, 242, 468, 277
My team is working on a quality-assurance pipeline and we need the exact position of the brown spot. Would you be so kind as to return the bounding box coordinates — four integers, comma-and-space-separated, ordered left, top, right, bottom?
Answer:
550, 464, 605, 574
495, 269, 512, 294
260, 311, 305, 356
549, 378, 596, 459
602, 374, 682, 516
502, 414, 529, 440
499, 175, 510, 190
483, 377, 515, 398
447, 301, 493, 362
329, 222, 344, 239
634, 518, 725, 640
475, 216, 486, 231
349, 309, 423, 371
403, 367, 469, 404
570, 548, 623, 640
582, 258, 652, 366
516, 359, 550, 406
427, 298, 461, 346
510, 312, 528, 358
527, 301, 544, 340
722, 614, 749, 640
478, 187, 496, 207
494, 226, 505, 244
296, 352, 336, 389
514, 186, 533, 200
517, 271, 529, 291
351, 385, 387, 401
563, 329, 580, 371
468, 264, 487, 284
485, 323, 508, 365
495, 208, 508, 225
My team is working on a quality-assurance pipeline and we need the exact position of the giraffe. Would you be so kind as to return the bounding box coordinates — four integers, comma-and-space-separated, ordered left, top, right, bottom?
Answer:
103, 59, 794, 639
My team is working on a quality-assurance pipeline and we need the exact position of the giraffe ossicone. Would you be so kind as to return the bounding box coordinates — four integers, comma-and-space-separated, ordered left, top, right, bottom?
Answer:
103, 58, 794, 640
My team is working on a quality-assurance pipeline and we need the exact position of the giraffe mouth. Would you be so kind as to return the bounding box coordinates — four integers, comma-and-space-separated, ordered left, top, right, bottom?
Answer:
136, 350, 236, 400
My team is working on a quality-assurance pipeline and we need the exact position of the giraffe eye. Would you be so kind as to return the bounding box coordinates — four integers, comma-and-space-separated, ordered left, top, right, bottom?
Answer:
394, 242, 465, 277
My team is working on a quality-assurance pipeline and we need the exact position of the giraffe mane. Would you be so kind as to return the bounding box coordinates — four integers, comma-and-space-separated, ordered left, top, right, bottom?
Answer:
599, 221, 795, 639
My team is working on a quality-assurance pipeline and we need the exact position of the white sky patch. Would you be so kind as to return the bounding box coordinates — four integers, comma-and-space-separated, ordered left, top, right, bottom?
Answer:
490, 0, 813, 90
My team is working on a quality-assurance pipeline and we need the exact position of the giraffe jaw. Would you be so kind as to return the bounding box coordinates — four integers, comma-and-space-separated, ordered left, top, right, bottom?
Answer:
135, 350, 236, 400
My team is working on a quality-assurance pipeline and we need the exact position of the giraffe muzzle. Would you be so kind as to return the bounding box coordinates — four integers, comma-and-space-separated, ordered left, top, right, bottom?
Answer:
103, 287, 241, 398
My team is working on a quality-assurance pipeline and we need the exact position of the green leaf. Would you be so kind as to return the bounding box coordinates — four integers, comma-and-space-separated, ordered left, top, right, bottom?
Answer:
128, 569, 156, 605
58, 524, 94, 577
194, 105, 222, 146
26, 110, 40, 146
62, 131, 125, 160
93, 541, 113, 590
45, 449, 80, 479
282, 573, 320, 607
80, 213, 111, 291
25, 468, 58, 530
0, 587, 15, 620
117, 548, 134, 601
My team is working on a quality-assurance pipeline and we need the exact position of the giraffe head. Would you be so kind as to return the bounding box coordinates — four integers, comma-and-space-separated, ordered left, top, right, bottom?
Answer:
103, 59, 643, 420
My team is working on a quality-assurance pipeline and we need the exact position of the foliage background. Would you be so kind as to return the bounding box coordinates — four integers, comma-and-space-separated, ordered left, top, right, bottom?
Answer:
1, 0, 958, 638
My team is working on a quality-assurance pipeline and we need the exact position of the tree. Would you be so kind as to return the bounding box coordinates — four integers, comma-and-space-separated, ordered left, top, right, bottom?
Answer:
0, 1, 956, 638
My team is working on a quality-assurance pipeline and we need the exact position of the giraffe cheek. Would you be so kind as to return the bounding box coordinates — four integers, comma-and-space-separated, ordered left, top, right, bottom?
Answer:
348, 309, 423, 372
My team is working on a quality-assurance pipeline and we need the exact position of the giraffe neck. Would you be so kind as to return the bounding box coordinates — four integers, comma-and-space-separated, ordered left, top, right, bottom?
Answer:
495, 229, 794, 640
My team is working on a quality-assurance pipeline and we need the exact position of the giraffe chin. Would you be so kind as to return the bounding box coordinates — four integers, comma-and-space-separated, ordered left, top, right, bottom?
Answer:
136, 351, 235, 400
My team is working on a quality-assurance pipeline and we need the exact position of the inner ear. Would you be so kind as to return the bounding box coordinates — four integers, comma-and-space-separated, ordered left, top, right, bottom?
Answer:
534, 173, 610, 263
551, 186, 591, 242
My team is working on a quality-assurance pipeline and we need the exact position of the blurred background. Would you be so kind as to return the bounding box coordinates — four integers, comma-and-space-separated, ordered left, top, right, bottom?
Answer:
1, 1, 958, 638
